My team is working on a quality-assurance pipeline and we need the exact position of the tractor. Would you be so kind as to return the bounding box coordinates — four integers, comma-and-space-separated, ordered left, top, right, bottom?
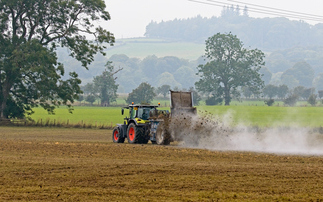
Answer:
112, 104, 166, 144
112, 91, 196, 145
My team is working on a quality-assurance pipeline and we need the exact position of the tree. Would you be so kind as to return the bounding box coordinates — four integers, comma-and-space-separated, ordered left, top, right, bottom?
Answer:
195, 33, 265, 105
308, 94, 317, 106
313, 73, 323, 91
318, 90, 323, 99
85, 95, 96, 106
243, 6, 249, 17
93, 62, 121, 106
264, 99, 275, 106
293, 86, 314, 100
0, 0, 114, 119
82, 83, 96, 95
126, 83, 156, 104
157, 85, 171, 98
157, 72, 182, 89
281, 62, 314, 88
259, 67, 272, 85
263, 84, 278, 99
276, 84, 289, 99
284, 94, 298, 106
242, 87, 253, 99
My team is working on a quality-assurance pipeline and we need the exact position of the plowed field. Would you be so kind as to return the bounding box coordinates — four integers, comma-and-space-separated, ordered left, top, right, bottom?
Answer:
1, 127, 323, 201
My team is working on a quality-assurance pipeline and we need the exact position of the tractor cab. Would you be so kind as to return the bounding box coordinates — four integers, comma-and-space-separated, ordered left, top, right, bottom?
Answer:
122, 104, 159, 124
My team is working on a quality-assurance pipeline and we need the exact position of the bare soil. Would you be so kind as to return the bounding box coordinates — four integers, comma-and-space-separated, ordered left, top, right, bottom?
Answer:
1, 126, 323, 201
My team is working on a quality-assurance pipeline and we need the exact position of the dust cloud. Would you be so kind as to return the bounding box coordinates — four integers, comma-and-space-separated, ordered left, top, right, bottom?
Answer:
169, 111, 323, 155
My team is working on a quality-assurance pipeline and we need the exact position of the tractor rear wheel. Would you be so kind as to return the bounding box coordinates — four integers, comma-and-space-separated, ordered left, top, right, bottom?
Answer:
156, 123, 171, 145
112, 127, 125, 143
127, 123, 144, 144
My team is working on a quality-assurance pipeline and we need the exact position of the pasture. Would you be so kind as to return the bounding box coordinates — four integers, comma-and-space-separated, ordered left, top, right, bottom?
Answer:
29, 104, 323, 128
1, 127, 323, 201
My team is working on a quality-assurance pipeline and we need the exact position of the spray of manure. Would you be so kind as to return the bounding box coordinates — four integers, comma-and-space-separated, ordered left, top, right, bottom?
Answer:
168, 110, 323, 155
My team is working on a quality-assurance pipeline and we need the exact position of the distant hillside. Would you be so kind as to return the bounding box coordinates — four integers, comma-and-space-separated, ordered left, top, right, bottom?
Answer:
145, 8, 323, 51
106, 38, 205, 60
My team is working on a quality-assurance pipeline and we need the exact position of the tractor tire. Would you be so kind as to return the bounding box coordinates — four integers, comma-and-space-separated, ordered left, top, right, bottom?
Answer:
112, 127, 125, 143
156, 123, 171, 145
127, 123, 144, 144
140, 138, 149, 144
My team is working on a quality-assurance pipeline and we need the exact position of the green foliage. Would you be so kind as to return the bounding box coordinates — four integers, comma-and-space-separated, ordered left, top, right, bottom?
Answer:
259, 67, 272, 85
264, 99, 275, 106
82, 83, 96, 95
281, 62, 314, 88
85, 95, 96, 105
77, 95, 84, 102
126, 83, 156, 104
307, 94, 317, 106
157, 85, 171, 98
318, 90, 323, 99
205, 96, 223, 106
276, 85, 289, 99
196, 33, 265, 106
242, 87, 253, 99
284, 94, 298, 106
314, 73, 323, 91
0, 0, 114, 119
293, 86, 314, 100
93, 62, 120, 106
263, 85, 278, 99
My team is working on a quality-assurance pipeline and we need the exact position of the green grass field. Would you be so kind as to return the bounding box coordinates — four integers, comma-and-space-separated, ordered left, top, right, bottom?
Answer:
29, 103, 323, 128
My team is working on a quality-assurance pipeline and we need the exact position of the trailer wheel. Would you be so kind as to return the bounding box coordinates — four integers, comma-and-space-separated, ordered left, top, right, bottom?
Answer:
156, 123, 170, 145
112, 127, 125, 143
127, 123, 144, 144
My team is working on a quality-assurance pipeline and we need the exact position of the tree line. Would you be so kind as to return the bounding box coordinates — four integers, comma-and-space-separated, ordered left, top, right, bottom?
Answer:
145, 6, 323, 51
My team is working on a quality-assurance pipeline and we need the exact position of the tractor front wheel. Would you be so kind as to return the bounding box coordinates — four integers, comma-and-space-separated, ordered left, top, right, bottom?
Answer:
112, 127, 125, 143
127, 123, 144, 144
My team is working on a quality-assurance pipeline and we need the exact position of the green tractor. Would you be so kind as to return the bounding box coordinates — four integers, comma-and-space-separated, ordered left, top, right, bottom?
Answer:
112, 91, 196, 145
112, 104, 168, 144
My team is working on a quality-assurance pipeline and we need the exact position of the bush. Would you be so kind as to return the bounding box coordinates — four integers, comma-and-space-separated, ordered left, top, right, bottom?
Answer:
308, 94, 317, 106
283, 94, 298, 106
264, 99, 275, 106
205, 96, 223, 105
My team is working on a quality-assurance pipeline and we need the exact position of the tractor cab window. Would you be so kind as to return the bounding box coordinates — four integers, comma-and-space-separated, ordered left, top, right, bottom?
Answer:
129, 108, 136, 119
138, 107, 151, 120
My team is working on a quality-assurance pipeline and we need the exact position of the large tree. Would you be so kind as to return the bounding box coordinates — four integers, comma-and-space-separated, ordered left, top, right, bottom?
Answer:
195, 33, 265, 105
263, 84, 278, 99
0, 0, 114, 119
126, 82, 156, 104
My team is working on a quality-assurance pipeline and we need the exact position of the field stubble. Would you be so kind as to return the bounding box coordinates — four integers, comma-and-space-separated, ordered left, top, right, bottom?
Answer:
1, 127, 323, 201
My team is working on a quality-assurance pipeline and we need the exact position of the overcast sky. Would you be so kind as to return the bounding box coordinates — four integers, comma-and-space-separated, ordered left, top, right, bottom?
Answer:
104, 0, 323, 39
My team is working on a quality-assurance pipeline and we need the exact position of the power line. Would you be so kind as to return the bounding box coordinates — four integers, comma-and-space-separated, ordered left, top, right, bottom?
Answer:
188, 0, 323, 23
228, 0, 323, 19
208, 0, 323, 22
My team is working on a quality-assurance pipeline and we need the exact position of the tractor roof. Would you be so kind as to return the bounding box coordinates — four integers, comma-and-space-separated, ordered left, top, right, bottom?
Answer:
123, 105, 159, 109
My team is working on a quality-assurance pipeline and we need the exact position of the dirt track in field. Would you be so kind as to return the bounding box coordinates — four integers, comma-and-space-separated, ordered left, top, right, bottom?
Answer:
1, 126, 323, 201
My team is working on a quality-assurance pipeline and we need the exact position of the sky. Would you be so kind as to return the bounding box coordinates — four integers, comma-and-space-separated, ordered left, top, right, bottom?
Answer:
104, 0, 323, 39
